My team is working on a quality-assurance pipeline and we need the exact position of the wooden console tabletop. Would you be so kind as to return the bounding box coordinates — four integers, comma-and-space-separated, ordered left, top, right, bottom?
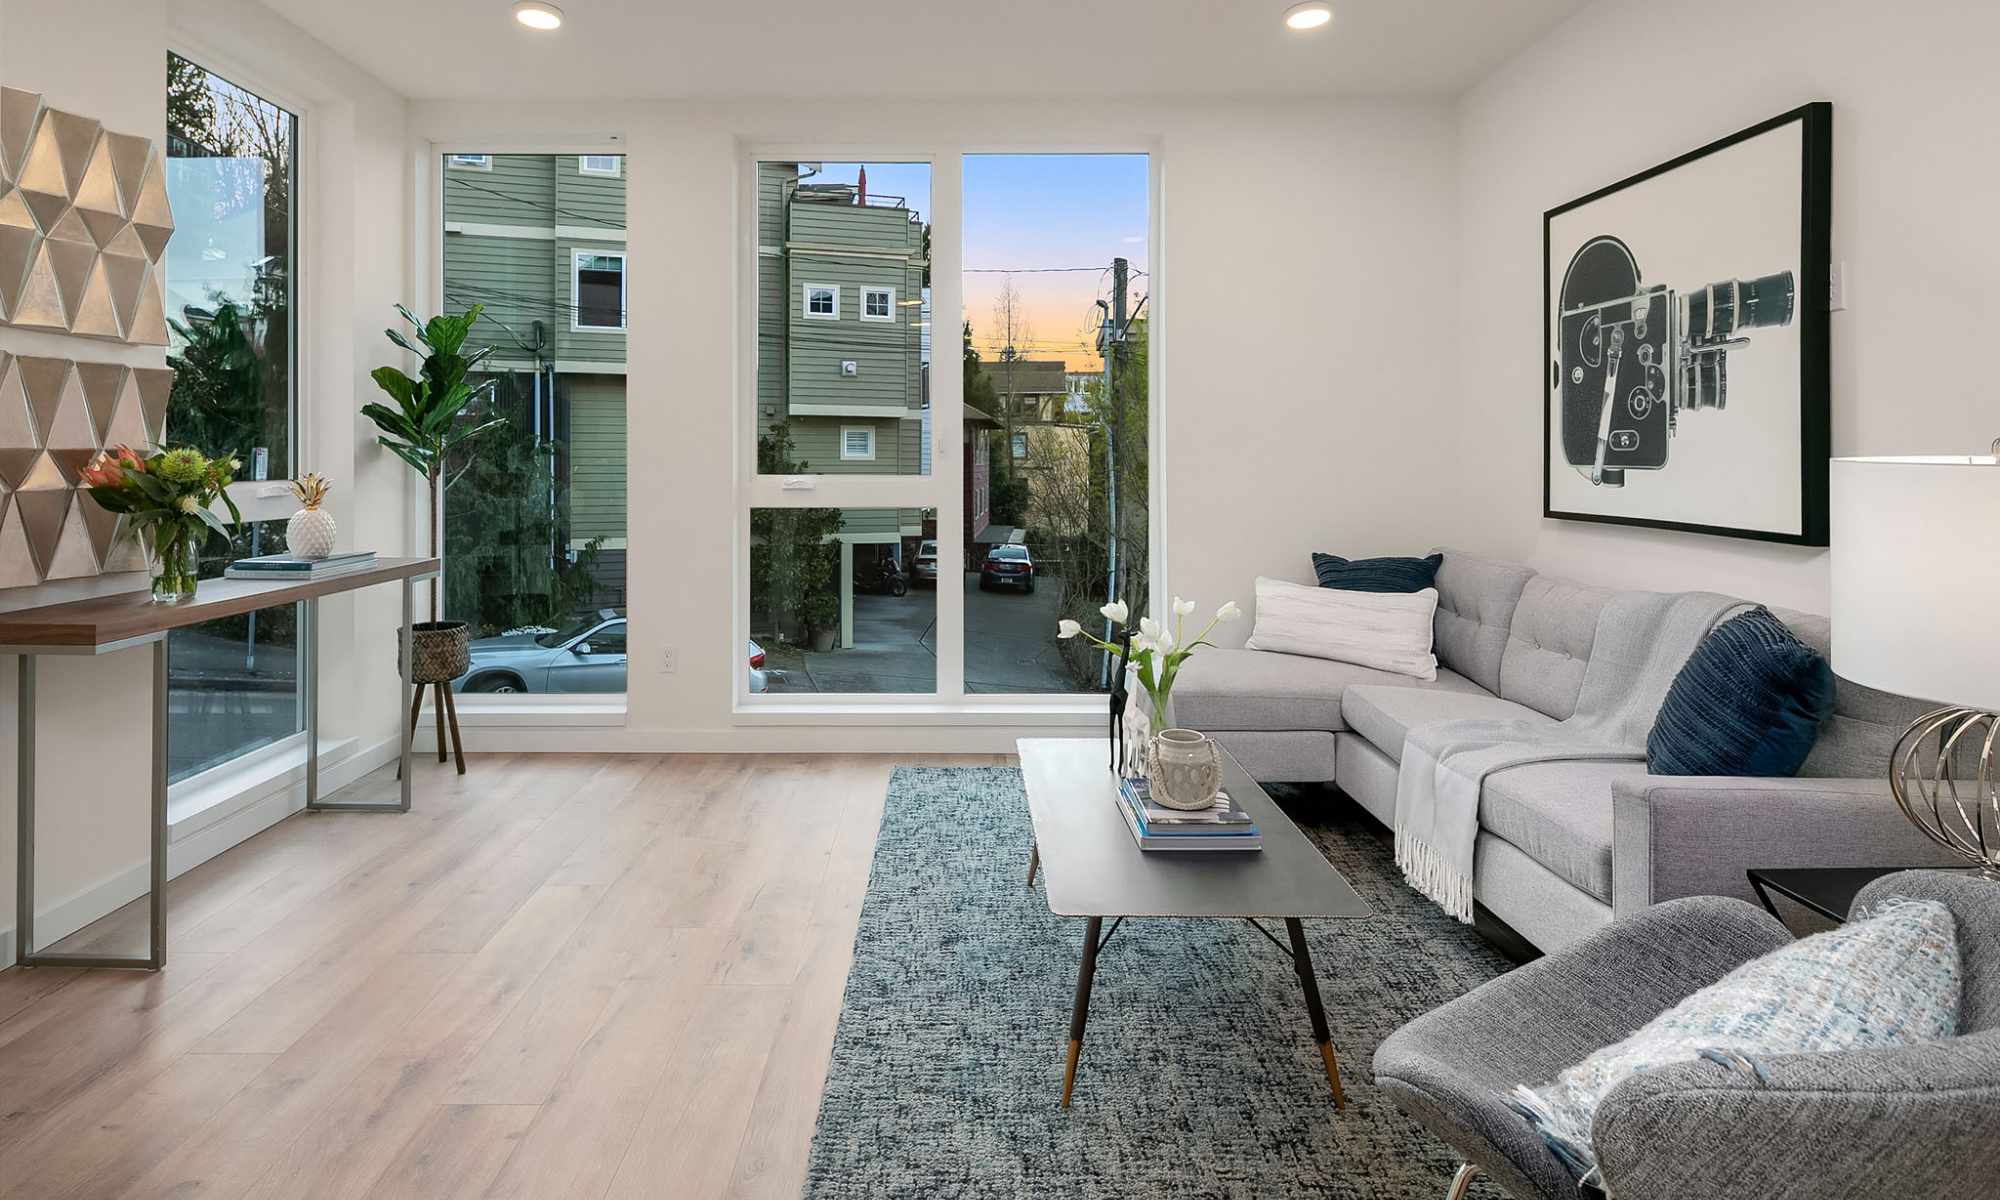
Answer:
0, 557, 439, 651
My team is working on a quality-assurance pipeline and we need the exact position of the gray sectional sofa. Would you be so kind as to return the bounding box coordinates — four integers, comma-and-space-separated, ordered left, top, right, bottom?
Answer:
1173, 549, 1962, 952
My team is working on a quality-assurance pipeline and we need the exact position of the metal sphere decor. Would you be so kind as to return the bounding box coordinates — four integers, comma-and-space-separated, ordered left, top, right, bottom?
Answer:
1891, 706, 2000, 879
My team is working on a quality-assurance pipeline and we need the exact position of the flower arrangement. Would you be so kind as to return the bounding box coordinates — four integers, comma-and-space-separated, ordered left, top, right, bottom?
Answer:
1059, 596, 1242, 732
80, 445, 242, 602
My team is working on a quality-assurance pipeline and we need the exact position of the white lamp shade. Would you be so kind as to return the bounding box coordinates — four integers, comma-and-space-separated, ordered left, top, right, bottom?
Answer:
1830, 455, 2000, 711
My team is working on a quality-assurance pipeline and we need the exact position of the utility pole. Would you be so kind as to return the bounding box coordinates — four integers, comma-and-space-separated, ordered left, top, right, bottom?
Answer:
1097, 257, 1129, 687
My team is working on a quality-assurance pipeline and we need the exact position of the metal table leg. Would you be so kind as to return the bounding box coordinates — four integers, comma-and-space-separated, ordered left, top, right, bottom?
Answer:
1286, 917, 1345, 1108
306, 581, 414, 813
302, 597, 318, 808
15, 645, 166, 970
1060, 915, 1103, 1109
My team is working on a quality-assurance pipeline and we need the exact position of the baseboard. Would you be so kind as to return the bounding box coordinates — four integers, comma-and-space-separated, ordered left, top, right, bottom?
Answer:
0, 733, 404, 961
430, 721, 1092, 755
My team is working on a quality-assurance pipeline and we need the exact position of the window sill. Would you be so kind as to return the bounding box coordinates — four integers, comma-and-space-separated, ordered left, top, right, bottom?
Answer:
731, 698, 1102, 727
168, 732, 357, 834
437, 697, 629, 727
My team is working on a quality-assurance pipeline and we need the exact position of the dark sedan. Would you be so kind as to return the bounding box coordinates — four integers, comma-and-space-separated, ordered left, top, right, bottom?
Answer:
978, 544, 1036, 592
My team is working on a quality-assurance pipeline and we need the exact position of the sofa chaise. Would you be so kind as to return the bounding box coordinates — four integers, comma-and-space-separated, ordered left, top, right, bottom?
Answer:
1173, 549, 1963, 952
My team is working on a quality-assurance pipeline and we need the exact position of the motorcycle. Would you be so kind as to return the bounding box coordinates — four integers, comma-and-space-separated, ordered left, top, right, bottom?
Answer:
853, 559, 909, 597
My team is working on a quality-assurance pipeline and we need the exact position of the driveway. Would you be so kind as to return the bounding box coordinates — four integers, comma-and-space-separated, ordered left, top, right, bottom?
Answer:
766, 573, 1093, 694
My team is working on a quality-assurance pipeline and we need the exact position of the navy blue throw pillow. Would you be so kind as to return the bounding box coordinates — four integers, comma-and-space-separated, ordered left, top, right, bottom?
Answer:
1311, 552, 1442, 594
1648, 606, 1835, 777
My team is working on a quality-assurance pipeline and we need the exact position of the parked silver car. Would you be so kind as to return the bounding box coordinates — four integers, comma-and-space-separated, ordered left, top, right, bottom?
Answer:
456, 609, 628, 693
455, 610, 768, 695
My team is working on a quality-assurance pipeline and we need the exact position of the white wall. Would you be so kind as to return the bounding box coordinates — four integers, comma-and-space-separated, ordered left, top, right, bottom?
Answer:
1452, 0, 2000, 612
0, 0, 412, 956
407, 95, 1461, 749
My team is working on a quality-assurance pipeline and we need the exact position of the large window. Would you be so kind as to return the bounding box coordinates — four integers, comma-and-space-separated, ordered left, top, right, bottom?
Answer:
743, 152, 1150, 701
962, 154, 1150, 694
441, 152, 629, 695
163, 54, 302, 780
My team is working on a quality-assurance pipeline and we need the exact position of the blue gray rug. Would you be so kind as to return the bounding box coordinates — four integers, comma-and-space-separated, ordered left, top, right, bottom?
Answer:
802, 767, 1514, 1198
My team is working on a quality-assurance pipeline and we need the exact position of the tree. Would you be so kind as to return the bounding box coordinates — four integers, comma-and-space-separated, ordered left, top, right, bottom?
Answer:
751, 422, 844, 644
989, 278, 1033, 487
440, 376, 600, 635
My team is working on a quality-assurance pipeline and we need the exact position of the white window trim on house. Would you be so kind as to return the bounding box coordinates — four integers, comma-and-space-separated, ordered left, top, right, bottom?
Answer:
447, 153, 492, 171
578, 154, 622, 177
571, 249, 628, 333
802, 282, 839, 320
840, 425, 877, 461
860, 286, 895, 322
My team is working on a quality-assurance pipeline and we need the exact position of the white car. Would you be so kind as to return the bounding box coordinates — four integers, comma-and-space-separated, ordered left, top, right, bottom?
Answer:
749, 639, 769, 693
913, 539, 939, 585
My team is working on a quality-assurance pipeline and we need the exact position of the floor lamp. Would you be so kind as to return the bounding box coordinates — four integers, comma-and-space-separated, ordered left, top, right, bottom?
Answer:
1831, 453, 2000, 878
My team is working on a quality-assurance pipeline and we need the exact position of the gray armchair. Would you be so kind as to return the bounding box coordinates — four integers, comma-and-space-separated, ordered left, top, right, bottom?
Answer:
1372, 871, 2000, 1200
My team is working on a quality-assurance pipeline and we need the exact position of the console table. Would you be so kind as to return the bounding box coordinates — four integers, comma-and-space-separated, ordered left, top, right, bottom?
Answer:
0, 557, 440, 970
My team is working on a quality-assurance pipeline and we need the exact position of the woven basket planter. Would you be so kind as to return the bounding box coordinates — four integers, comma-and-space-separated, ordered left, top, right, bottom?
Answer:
401, 620, 471, 685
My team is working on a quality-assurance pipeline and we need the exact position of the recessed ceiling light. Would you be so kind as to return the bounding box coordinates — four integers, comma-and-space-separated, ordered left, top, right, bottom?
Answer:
513, 1, 563, 31
1284, 2, 1333, 31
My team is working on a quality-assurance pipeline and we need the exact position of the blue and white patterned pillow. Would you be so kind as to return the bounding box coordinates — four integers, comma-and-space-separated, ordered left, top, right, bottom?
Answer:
1506, 898, 1961, 1184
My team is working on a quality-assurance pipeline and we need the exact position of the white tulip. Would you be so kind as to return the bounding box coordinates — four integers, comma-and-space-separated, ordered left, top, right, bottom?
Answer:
1173, 596, 1196, 617
1100, 600, 1129, 624
1154, 629, 1176, 655
1138, 616, 1161, 641
1057, 619, 1082, 639
1216, 600, 1243, 622
1131, 634, 1156, 654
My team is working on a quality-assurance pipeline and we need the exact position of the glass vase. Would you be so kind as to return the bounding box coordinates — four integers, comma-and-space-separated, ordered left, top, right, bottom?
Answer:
150, 521, 201, 603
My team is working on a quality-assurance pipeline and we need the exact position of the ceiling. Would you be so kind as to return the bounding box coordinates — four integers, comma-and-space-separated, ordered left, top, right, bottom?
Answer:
255, 0, 1586, 101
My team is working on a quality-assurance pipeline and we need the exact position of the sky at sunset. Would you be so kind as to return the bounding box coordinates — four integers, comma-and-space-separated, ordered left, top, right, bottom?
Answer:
809, 155, 1150, 372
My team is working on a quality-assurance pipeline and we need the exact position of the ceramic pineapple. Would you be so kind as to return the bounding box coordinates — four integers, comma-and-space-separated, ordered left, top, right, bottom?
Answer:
285, 474, 337, 560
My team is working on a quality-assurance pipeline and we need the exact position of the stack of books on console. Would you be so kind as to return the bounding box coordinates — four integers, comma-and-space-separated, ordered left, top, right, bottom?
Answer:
1113, 777, 1261, 852
224, 551, 378, 580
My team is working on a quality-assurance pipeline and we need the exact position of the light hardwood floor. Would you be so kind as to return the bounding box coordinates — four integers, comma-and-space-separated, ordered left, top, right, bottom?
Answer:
0, 752, 1009, 1200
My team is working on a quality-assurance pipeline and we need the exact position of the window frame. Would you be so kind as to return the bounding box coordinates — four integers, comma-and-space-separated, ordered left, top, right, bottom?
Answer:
801, 282, 840, 320
447, 153, 493, 171
839, 425, 877, 461
161, 37, 319, 811
735, 143, 1163, 720
570, 248, 628, 333
860, 285, 895, 322
578, 154, 622, 177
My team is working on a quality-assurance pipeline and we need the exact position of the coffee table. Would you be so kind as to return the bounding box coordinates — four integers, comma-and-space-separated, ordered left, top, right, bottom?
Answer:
1017, 737, 1370, 1110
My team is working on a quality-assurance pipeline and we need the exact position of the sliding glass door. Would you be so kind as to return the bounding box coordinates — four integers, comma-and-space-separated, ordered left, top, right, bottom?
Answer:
741, 151, 1152, 705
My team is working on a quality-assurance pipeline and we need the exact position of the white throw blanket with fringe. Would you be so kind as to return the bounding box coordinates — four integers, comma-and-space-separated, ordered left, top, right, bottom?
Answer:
1394, 590, 1746, 922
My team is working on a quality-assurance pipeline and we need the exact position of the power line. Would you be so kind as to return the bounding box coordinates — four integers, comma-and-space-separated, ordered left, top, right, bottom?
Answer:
443, 175, 628, 231
963, 267, 1108, 274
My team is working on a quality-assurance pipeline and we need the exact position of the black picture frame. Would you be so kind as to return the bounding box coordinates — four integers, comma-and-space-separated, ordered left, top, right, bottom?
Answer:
1542, 102, 1832, 546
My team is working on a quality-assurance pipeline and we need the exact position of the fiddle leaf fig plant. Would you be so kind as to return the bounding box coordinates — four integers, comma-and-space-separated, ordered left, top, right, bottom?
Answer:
363, 304, 506, 619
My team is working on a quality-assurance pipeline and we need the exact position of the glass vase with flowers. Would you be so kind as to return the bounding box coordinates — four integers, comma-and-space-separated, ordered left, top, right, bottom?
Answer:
80, 445, 242, 602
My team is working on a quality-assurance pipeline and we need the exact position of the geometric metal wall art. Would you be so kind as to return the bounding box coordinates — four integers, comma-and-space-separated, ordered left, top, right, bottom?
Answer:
0, 351, 172, 585
0, 86, 173, 345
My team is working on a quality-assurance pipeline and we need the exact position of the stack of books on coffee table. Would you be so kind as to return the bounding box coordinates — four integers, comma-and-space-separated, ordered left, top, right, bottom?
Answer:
1113, 777, 1262, 852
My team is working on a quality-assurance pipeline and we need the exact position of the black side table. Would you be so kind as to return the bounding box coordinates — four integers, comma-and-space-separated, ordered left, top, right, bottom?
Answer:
1746, 866, 1961, 924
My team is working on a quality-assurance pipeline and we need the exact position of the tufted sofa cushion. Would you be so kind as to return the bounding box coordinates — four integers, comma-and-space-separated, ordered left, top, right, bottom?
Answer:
1431, 549, 1536, 695
1500, 575, 1615, 719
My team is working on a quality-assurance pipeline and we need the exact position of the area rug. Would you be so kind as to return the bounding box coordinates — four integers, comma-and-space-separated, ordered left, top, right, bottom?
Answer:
802, 767, 1515, 1198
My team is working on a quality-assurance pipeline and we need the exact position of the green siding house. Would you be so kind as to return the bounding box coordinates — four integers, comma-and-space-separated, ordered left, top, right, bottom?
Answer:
756, 163, 930, 646
442, 153, 628, 554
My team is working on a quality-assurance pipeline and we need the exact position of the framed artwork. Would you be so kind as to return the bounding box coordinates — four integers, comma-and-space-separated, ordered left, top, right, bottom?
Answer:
1544, 102, 1831, 545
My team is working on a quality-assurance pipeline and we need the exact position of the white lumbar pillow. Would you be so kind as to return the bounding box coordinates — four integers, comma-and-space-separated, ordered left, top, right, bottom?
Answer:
1244, 577, 1438, 680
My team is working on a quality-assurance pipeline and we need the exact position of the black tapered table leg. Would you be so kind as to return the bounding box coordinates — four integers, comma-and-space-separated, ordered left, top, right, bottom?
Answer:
1285, 917, 1345, 1109
1061, 915, 1103, 1109
1027, 843, 1040, 889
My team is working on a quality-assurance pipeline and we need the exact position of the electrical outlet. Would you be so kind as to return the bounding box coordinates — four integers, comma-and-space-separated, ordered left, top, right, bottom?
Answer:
659, 648, 677, 674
